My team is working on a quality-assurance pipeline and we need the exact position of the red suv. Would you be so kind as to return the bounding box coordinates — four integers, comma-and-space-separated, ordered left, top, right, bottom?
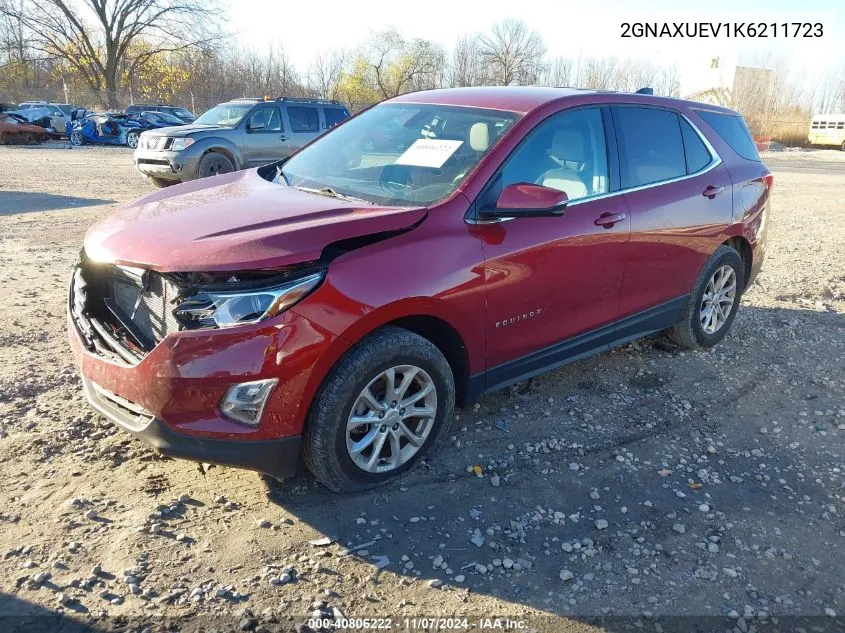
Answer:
69, 87, 771, 492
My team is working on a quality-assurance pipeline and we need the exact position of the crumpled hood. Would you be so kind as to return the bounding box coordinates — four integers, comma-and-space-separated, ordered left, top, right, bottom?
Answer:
84, 169, 426, 272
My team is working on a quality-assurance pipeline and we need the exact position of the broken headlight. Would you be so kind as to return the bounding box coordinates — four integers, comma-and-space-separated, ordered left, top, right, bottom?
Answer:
174, 272, 324, 329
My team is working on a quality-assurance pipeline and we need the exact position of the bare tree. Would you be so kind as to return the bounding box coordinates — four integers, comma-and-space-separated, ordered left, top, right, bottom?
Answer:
478, 19, 545, 85
0, 0, 221, 107
307, 49, 345, 100
542, 56, 575, 87
580, 57, 618, 90
448, 34, 483, 87
367, 30, 443, 99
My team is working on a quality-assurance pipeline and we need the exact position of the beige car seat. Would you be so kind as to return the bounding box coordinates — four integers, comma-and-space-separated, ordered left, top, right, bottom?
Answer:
536, 127, 589, 199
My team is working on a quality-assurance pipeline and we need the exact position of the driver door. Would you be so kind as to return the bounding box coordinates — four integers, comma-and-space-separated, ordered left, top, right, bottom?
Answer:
476, 107, 631, 383
243, 105, 289, 167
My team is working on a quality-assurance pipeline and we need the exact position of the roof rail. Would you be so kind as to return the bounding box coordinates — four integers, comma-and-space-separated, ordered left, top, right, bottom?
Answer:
636, 87, 654, 95
274, 96, 341, 105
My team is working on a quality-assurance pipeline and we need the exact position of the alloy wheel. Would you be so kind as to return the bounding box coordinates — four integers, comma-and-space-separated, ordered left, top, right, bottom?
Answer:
700, 264, 737, 334
346, 365, 437, 473
127, 132, 139, 149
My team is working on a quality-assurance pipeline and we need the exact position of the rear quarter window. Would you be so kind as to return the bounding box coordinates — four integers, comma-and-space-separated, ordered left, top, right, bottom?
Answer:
697, 111, 760, 162
323, 107, 349, 128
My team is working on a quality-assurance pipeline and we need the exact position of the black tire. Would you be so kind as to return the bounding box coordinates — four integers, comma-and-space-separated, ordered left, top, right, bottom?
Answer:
302, 326, 455, 493
197, 152, 235, 179
669, 245, 745, 349
841, 141, 845, 152
126, 131, 140, 149
149, 176, 178, 188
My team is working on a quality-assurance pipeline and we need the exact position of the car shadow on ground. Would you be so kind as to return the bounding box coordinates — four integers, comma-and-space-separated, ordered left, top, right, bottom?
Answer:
0, 191, 113, 215
250, 303, 843, 626
0, 592, 100, 632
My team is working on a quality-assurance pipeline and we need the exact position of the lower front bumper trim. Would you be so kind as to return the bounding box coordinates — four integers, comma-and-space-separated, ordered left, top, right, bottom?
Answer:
82, 377, 300, 479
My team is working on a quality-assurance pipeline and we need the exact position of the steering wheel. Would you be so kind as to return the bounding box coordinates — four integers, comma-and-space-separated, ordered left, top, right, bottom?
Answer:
379, 164, 414, 196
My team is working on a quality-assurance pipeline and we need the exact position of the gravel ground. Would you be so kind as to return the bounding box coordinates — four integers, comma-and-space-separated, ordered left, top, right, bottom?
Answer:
0, 145, 843, 632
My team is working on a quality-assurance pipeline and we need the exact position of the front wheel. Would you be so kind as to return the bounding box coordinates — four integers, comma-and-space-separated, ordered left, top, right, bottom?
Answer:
197, 152, 234, 179
126, 131, 140, 148
669, 245, 744, 349
69, 130, 83, 146
303, 326, 455, 493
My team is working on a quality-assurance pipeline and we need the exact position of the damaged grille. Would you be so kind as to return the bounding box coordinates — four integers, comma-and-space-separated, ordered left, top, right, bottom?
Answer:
109, 267, 181, 346
71, 257, 183, 363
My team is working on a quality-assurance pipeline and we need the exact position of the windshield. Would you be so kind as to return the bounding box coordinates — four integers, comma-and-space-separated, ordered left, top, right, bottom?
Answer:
172, 108, 194, 118
193, 103, 253, 127
279, 103, 519, 206
148, 111, 183, 124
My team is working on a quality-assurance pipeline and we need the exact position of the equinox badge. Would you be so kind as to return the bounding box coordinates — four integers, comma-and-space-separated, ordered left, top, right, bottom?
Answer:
496, 307, 544, 329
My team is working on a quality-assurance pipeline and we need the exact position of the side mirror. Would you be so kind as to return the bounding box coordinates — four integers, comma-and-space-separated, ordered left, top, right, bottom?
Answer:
480, 183, 569, 219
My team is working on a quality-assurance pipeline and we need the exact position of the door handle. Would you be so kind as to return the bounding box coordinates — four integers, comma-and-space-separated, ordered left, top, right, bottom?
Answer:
279, 134, 288, 141
702, 185, 724, 199
594, 212, 626, 228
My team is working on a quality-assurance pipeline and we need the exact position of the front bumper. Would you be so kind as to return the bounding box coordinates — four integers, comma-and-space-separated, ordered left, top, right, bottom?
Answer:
68, 281, 340, 478
133, 147, 201, 181
82, 377, 301, 478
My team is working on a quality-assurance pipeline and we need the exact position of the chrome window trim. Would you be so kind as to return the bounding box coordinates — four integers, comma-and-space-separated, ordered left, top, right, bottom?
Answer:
467, 112, 722, 223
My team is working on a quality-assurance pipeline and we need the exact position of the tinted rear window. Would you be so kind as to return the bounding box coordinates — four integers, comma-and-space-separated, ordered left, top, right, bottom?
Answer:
287, 106, 319, 132
613, 106, 686, 188
698, 111, 760, 161
323, 107, 349, 128
680, 118, 712, 173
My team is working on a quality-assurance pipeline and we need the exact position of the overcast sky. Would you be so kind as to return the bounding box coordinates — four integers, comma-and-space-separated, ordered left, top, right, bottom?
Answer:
228, 0, 842, 95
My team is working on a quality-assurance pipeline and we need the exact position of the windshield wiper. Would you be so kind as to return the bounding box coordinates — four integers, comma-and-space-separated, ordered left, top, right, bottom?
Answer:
293, 185, 374, 205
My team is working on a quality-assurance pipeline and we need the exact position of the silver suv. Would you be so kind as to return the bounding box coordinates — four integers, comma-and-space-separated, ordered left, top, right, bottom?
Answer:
133, 97, 350, 187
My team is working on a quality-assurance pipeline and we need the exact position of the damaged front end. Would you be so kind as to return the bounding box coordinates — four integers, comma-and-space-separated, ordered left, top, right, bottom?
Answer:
69, 250, 325, 365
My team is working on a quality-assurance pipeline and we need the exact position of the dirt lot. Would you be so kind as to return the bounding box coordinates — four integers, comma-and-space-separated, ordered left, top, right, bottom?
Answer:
0, 145, 843, 632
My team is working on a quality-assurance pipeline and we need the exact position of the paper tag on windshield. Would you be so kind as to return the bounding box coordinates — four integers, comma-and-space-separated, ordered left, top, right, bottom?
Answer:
395, 139, 463, 168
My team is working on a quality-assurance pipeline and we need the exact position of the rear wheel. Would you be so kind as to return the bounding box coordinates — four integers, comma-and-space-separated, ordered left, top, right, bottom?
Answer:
669, 245, 744, 349
303, 326, 455, 493
197, 152, 234, 179
841, 140, 845, 152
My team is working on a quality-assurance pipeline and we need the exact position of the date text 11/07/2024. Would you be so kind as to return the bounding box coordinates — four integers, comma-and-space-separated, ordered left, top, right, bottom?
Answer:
621, 22, 824, 38
306, 617, 528, 630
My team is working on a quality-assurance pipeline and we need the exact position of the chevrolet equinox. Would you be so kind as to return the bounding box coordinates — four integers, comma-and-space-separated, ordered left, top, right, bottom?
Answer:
69, 87, 771, 492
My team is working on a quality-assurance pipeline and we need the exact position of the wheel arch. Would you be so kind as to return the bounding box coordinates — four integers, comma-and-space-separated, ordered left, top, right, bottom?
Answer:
199, 146, 239, 170
722, 235, 753, 288
299, 301, 476, 430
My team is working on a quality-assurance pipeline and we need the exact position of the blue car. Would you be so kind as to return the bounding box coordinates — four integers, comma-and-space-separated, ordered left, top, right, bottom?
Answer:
67, 113, 145, 148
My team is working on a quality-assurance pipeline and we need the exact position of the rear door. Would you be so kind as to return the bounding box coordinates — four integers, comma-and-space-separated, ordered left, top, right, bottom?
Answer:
284, 105, 320, 152
243, 105, 289, 167
612, 105, 734, 318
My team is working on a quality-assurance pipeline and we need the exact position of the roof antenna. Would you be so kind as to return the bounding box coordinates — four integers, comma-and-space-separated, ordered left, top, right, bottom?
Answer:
636, 87, 654, 95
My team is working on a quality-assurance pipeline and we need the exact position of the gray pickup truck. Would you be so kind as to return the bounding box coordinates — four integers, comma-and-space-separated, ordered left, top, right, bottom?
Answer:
133, 97, 350, 187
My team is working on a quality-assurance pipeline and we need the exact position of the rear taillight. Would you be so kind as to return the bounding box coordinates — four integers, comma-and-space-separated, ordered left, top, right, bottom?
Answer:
763, 173, 774, 191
